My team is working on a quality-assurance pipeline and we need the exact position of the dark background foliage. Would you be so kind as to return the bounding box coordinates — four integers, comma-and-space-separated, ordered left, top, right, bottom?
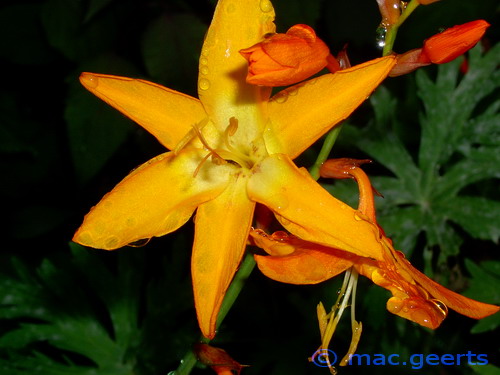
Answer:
0, 0, 499, 374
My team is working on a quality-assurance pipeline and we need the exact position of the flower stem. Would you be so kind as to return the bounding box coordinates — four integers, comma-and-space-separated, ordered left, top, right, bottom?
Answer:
382, 0, 420, 56
309, 125, 344, 180
173, 253, 256, 375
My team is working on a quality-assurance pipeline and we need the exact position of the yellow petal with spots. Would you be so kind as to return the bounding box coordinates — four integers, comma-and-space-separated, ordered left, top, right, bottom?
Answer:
248, 154, 385, 260
73, 148, 232, 250
264, 56, 396, 158
198, 0, 275, 147
80, 73, 206, 150
192, 173, 255, 339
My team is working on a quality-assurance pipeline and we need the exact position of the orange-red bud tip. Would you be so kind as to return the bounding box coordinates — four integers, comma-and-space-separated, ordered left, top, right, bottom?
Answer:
194, 343, 245, 375
420, 20, 490, 64
240, 24, 331, 87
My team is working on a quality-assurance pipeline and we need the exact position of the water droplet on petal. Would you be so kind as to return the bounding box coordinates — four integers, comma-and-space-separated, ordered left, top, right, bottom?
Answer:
273, 93, 288, 104
200, 65, 209, 75
80, 73, 99, 89
259, 0, 273, 12
199, 78, 210, 90
271, 231, 290, 241
128, 238, 151, 247
429, 299, 448, 318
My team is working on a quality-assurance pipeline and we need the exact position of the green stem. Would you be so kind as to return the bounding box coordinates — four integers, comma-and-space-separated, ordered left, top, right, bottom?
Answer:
308, 124, 343, 180
382, 0, 420, 56
173, 253, 256, 375
215, 253, 256, 327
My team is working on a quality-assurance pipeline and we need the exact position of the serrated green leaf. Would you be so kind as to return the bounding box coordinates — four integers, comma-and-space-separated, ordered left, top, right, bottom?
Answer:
353, 44, 500, 263
0, 247, 139, 374
439, 196, 500, 242
435, 147, 500, 199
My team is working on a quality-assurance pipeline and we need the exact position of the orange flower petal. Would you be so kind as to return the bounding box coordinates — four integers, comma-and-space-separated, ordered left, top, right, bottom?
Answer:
247, 154, 386, 260
192, 174, 255, 339
420, 20, 490, 64
264, 56, 395, 158
198, 0, 275, 144
73, 149, 231, 250
393, 251, 500, 320
79, 73, 205, 150
251, 230, 356, 284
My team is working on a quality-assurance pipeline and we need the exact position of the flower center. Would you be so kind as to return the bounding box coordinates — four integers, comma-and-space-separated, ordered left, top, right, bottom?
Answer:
175, 117, 261, 177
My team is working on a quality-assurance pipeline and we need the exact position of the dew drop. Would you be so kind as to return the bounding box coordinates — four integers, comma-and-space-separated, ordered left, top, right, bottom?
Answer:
375, 24, 387, 49
429, 299, 448, 318
259, 0, 273, 12
199, 78, 211, 90
200, 57, 208, 65
273, 93, 288, 104
271, 231, 290, 241
200, 65, 209, 75
274, 195, 289, 211
128, 238, 151, 247
81, 73, 99, 89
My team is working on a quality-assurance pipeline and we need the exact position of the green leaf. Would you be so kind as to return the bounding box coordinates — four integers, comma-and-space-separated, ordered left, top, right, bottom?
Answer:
439, 196, 500, 242
470, 364, 500, 375
0, 245, 141, 374
463, 260, 500, 304
352, 44, 500, 264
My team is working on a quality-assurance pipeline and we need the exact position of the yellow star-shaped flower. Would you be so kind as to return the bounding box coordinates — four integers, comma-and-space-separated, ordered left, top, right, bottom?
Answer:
73, 0, 395, 339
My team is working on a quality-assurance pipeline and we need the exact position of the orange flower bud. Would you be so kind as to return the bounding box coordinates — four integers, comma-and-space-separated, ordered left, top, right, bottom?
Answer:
240, 24, 331, 86
194, 343, 244, 375
420, 20, 490, 64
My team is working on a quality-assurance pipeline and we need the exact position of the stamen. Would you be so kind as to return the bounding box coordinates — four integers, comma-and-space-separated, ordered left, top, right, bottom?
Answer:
174, 117, 209, 155
314, 268, 361, 374
190, 122, 227, 178
222, 118, 254, 169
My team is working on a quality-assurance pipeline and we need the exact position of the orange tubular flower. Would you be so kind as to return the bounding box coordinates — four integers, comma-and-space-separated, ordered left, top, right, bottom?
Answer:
389, 20, 490, 76
72, 0, 396, 339
419, 20, 490, 64
239, 24, 335, 86
253, 158, 499, 329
